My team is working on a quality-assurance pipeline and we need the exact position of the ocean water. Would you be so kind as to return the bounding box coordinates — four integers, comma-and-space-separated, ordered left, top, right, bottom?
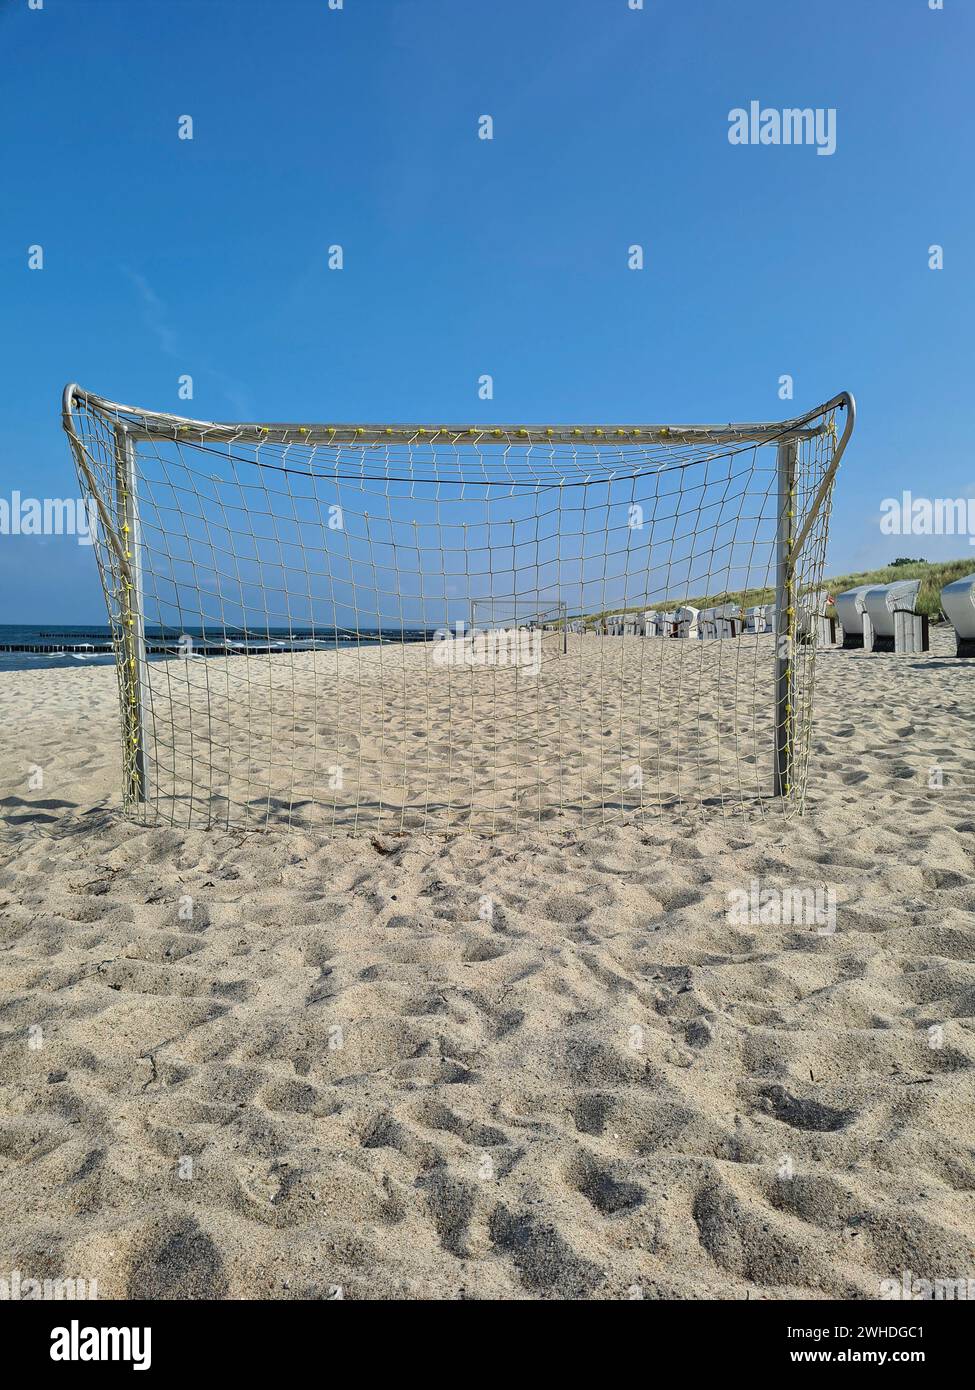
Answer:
0, 625, 121, 672
0, 625, 422, 673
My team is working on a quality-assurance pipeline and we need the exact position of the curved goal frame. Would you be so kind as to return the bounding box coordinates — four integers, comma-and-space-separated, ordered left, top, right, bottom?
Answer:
62, 385, 854, 835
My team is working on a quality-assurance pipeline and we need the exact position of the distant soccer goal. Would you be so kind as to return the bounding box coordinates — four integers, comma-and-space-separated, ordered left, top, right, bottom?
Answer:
62, 385, 854, 834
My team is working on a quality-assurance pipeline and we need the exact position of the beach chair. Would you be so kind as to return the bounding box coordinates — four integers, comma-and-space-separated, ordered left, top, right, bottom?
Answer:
835, 585, 873, 648
699, 603, 741, 639
675, 605, 700, 639
940, 572, 975, 657
796, 590, 836, 647
862, 579, 926, 654
745, 604, 775, 635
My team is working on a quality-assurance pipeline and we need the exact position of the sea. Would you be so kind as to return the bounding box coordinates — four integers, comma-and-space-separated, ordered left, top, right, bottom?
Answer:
0, 625, 429, 673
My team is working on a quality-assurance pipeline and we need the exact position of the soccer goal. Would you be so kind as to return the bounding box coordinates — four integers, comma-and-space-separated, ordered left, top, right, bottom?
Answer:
62, 385, 854, 835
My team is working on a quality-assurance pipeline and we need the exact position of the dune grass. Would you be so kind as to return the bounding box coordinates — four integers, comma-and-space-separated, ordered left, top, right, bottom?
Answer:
577, 557, 975, 626
817, 558, 974, 618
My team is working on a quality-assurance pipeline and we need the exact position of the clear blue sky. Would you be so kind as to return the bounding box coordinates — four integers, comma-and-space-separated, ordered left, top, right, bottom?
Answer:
1, 0, 972, 622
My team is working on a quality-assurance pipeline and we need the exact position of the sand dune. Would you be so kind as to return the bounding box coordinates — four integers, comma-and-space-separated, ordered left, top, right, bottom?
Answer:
1, 627, 973, 1299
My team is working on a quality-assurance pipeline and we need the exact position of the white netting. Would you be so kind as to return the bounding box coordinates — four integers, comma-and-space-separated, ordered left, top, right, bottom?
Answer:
62, 387, 852, 834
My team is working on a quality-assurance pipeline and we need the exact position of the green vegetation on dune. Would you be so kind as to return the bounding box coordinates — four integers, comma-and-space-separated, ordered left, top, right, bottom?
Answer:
574, 557, 975, 626
817, 558, 974, 618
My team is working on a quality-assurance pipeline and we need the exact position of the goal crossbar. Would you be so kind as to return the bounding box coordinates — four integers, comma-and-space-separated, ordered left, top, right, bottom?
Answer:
65, 385, 846, 448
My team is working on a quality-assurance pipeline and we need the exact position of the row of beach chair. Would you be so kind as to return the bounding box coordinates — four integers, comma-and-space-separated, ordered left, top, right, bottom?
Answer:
833, 572, 975, 657
598, 599, 822, 643
835, 580, 928, 653
592, 571, 975, 657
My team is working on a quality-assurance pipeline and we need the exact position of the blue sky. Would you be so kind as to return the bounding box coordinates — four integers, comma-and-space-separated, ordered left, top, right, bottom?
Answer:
1, 0, 972, 622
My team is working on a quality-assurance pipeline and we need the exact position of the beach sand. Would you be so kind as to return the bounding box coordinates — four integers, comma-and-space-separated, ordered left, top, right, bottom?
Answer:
1, 628, 974, 1299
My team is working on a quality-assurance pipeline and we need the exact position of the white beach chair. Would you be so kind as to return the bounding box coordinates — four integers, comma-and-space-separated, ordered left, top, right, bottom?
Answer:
835, 585, 873, 648
797, 590, 821, 640
745, 604, 775, 635
699, 603, 739, 639
940, 572, 975, 657
718, 602, 742, 638
862, 579, 926, 654
675, 605, 700, 639
795, 590, 836, 647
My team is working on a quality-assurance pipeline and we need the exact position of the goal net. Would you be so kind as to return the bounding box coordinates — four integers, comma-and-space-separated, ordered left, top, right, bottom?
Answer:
62, 386, 854, 835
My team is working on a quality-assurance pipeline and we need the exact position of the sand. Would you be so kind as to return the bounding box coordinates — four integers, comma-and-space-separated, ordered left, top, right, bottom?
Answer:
1, 628, 974, 1299
119, 630, 792, 832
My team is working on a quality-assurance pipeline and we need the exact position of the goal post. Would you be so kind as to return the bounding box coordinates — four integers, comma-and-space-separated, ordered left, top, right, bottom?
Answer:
62, 384, 854, 835
113, 424, 149, 804
774, 437, 797, 800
